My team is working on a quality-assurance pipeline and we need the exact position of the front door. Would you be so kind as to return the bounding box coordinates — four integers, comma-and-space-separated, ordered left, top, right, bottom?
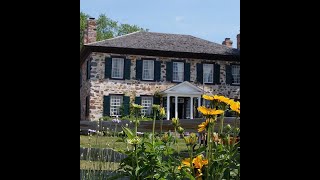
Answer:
170, 97, 185, 119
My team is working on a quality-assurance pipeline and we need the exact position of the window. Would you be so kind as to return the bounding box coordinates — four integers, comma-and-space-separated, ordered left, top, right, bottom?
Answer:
112, 58, 124, 79
203, 64, 214, 83
173, 62, 184, 82
110, 96, 123, 116
232, 65, 240, 85
142, 60, 154, 80
85, 96, 90, 117
141, 96, 153, 116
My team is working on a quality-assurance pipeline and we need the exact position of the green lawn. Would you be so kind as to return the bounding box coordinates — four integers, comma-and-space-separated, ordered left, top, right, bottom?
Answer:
80, 135, 194, 152
80, 160, 120, 170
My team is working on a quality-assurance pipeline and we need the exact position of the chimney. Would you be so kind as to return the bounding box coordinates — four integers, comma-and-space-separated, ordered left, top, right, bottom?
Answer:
83, 17, 97, 44
236, 34, 240, 49
222, 38, 233, 48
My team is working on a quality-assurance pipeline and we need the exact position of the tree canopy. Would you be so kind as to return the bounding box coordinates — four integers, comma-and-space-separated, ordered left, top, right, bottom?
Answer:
80, 12, 147, 49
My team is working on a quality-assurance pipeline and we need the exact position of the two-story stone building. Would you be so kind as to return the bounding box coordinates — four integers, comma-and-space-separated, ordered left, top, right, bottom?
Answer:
80, 18, 240, 121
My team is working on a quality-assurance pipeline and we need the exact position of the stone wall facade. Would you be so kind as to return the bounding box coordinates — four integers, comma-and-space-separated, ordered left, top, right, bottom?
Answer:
80, 52, 240, 121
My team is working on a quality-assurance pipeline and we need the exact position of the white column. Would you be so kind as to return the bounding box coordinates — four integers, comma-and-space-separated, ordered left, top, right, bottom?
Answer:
190, 97, 193, 119
167, 95, 170, 120
175, 96, 178, 119
198, 96, 201, 107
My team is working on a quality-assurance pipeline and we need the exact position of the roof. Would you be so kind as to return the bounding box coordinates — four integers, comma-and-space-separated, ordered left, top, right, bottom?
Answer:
80, 31, 240, 65
160, 81, 204, 96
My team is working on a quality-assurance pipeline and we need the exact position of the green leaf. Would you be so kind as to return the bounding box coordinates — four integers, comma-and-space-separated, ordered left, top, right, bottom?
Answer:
194, 146, 207, 155
122, 126, 134, 139
181, 169, 195, 180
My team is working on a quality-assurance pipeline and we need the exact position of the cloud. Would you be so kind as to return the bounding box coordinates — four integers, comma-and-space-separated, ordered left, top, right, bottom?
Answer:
175, 16, 185, 23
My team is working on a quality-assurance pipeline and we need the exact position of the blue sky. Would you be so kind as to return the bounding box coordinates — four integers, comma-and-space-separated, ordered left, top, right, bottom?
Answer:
80, 0, 240, 48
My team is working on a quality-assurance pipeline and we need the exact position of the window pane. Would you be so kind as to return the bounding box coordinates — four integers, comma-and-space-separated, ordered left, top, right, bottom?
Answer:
142, 60, 154, 80
232, 65, 240, 84
141, 97, 153, 116
173, 62, 184, 82
112, 58, 124, 79
110, 96, 123, 116
203, 64, 214, 83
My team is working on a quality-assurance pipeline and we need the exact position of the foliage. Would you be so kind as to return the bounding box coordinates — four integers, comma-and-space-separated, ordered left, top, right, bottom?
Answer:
80, 12, 147, 49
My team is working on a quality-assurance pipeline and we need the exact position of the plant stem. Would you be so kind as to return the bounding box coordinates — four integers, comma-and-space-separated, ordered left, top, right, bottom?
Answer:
152, 110, 156, 147
220, 112, 225, 134
206, 122, 211, 179
189, 146, 195, 177
174, 127, 179, 153
135, 110, 138, 137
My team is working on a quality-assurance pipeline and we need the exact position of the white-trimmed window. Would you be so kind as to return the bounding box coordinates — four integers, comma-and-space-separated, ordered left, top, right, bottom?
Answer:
142, 60, 154, 80
141, 96, 153, 116
112, 58, 124, 79
110, 96, 123, 116
232, 65, 240, 85
203, 64, 214, 83
173, 62, 184, 82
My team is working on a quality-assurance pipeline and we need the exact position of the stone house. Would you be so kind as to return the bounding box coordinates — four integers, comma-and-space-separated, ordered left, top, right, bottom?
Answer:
80, 18, 240, 121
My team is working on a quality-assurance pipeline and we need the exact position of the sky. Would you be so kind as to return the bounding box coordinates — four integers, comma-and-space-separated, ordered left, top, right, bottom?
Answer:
80, 0, 240, 48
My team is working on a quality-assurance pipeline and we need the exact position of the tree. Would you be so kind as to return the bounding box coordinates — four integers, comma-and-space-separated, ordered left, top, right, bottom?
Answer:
80, 12, 89, 49
80, 12, 147, 49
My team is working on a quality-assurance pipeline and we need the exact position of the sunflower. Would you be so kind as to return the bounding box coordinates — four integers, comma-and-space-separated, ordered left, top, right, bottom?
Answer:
229, 100, 240, 114
197, 106, 224, 116
198, 119, 209, 132
178, 155, 208, 180
202, 94, 214, 101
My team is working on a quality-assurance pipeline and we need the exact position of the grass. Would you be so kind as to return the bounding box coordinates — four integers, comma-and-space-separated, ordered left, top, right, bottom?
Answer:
80, 135, 192, 152
80, 160, 120, 170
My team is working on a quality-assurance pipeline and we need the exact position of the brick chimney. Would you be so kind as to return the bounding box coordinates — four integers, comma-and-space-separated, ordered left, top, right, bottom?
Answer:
237, 33, 240, 49
222, 38, 233, 48
83, 18, 97, 44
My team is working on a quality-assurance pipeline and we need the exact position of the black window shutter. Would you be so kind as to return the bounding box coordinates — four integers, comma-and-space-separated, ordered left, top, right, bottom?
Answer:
105, 57, 112, 79
123, 96, 130, 116
103, 96, 110, 116
166, 62, 172, 81
153, 96, 160, 105
135, 97, 141, 105
184, 63, 190, 81
86, 60, 91, 80
85, 96, 90, 116
214, 64, 221, 84
197, 64, 203, 84
154, 61, 161, 81
136, 60, 142, 80
124, 59, 131, 80
226, 65, 233, 85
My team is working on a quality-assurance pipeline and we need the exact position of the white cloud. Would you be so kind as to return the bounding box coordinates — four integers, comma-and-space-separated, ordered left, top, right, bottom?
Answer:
175, 16, 185, 22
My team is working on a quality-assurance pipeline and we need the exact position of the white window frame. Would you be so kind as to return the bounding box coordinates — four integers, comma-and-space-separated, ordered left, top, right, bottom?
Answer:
141, 96, 153, 116
142, 60, 154, 80
172, 62, 184, 82
232, 65, 240, 85
110, 95, 123, 116
203, 64, 214, 83
111, 58, 124, 79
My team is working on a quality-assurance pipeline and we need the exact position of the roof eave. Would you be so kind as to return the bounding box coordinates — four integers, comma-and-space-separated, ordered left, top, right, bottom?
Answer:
82, 46, 240, 62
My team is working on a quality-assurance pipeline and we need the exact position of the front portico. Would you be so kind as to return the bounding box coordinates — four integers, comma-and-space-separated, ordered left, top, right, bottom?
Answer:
160, 81, 203, 120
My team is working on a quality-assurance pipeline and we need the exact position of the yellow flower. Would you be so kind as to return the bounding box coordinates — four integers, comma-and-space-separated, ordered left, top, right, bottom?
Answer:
159, 107, 166, 117
198, 106, 224, 116
229, 100, 240, 114
202, 94, 214, 101
172, 117, 180, 127
193, 155, 208, 170
198, 119, 209, 132
184, 133, 197, 146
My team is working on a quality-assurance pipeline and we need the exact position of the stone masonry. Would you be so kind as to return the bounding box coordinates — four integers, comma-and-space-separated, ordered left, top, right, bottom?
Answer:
80, 52, 240, 121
